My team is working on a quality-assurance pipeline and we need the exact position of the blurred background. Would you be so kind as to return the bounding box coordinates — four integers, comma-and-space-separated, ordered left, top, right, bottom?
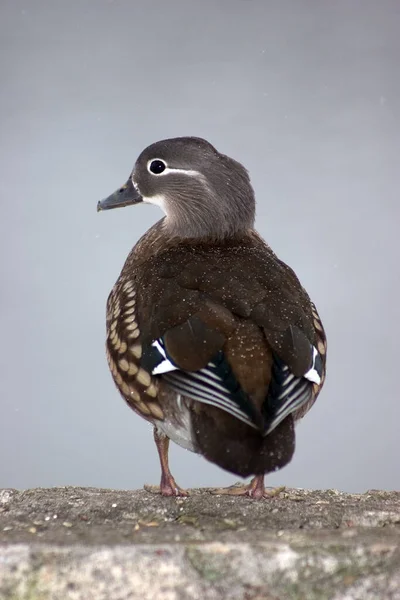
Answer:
0, 0, 398, 493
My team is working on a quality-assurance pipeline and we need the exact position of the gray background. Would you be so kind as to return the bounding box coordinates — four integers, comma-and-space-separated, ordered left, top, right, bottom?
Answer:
1, 0, 398, 493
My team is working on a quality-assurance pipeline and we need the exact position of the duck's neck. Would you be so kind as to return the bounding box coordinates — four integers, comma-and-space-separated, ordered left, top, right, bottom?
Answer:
162, 194, 255, 241
132, 218, 257, 265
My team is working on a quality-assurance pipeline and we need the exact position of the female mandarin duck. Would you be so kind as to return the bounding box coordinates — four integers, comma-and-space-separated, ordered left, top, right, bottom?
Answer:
97, 137, 327, 499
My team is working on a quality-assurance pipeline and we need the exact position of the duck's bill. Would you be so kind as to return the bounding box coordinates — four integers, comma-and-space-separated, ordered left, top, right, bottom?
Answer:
97, 178, 142, 212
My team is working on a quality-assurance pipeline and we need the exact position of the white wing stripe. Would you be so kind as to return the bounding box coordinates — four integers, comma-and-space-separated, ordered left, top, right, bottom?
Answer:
163, 372, 257, 429
304, 346, 321, 385
151, 340, 178, 375
187, 371, 229, 394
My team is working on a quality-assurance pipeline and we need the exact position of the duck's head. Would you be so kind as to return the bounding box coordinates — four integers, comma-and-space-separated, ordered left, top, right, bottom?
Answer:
97, 137, 256, 239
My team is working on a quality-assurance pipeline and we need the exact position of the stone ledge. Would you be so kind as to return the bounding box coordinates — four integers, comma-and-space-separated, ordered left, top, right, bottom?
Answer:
0, 487, 399, 599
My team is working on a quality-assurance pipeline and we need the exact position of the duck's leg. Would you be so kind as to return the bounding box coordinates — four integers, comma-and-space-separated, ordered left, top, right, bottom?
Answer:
211, 475, 285, 500
144, 427, 188, 497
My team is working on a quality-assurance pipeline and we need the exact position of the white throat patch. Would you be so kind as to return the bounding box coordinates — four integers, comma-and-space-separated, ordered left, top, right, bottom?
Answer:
142, 193, 167, 211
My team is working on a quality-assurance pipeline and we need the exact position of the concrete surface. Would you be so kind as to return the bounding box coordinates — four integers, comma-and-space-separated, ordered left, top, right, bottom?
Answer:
0, 487, 399, 599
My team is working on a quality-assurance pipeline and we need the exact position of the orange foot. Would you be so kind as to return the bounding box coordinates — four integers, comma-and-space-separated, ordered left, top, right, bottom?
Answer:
210, 475, 285, 500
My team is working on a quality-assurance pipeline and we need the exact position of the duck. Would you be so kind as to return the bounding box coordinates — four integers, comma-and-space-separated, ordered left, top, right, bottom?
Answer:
97, 136, 327, 499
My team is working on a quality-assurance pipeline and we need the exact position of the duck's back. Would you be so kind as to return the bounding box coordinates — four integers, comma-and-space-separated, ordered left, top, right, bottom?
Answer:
106, 222, 326, 477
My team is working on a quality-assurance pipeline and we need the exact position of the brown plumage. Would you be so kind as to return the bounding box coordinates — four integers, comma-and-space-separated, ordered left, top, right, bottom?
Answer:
98, 137, 327, 499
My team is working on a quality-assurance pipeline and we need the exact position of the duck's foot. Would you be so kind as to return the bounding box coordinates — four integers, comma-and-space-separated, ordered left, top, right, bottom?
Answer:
210, 475, 285, 500
144, 478, 188, 497
145, 427, 188, 496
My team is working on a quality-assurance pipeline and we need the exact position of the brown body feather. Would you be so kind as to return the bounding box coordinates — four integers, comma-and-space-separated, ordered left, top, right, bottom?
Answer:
105, 220, 327, 477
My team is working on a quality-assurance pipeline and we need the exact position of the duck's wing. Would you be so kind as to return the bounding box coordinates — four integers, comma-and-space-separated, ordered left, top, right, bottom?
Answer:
133, 236, 327, 434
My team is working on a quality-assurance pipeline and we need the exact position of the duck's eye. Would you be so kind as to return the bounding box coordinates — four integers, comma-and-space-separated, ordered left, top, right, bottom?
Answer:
148, 159, 166, 175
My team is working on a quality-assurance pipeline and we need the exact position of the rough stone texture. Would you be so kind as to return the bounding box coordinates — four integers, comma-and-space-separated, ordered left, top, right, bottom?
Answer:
0, 487, 399, 599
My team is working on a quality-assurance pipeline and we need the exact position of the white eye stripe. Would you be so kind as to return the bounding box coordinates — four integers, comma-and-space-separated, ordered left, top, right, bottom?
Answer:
146, 158, 201, 178
164, 167, 202, 177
